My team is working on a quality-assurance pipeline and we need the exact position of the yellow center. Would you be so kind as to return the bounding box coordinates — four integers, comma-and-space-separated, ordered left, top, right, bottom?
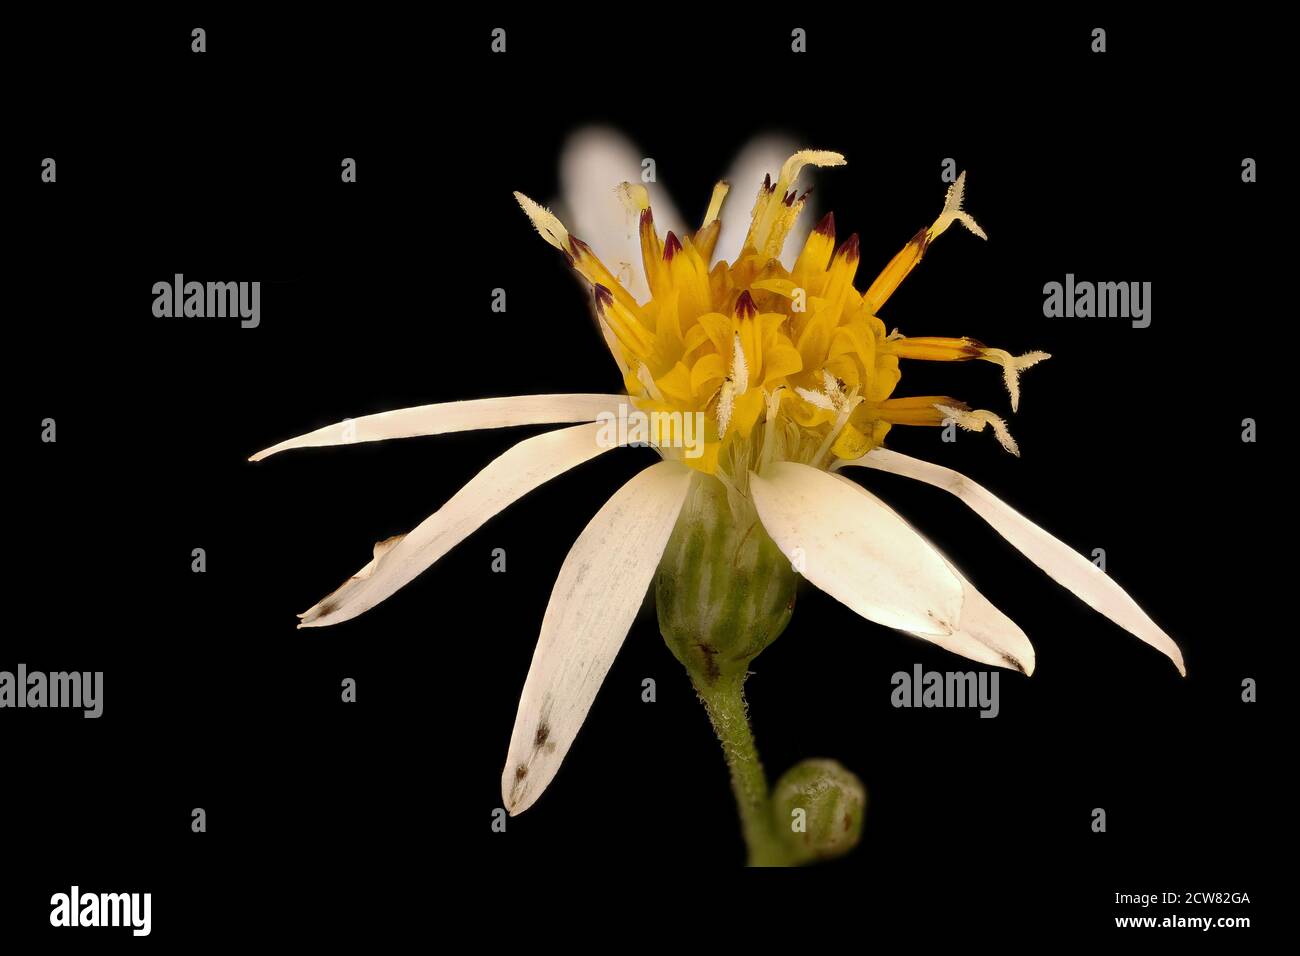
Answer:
516, 150, 1048, 482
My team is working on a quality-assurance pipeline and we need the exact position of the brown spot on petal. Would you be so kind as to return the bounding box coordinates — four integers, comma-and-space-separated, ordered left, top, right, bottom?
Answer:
515, 765, 528, 781
813, 211, 835, 237
593, 284, 613, 312
534, 723, 550, 747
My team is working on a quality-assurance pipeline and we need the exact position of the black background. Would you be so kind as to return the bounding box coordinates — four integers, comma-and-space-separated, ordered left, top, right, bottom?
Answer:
5, 10, 1283, 943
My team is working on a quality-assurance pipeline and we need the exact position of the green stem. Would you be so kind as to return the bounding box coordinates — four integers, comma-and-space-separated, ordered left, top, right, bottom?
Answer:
694, 673, 790, 866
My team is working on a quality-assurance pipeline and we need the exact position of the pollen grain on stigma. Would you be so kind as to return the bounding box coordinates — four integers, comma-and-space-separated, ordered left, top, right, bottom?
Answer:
514, 155, 1047, 504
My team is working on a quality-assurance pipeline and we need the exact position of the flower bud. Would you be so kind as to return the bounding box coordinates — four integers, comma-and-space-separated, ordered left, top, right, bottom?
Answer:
655, 474, 796, 686
771, 758, 866, 862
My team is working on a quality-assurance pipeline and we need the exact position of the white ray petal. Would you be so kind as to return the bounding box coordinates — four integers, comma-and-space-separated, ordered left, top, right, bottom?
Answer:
297, 422, 618, 628
832, 474, 1034, 674
560, 127, 686, 304
249, 394, 628, 462
845, 448, 1185, 675
712, 134, 799, 267
503, 461, 693, 815
749, 462, 962, 636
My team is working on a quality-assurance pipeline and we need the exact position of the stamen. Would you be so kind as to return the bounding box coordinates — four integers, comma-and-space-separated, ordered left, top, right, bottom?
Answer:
514, 192, 569, 250
797, 368, 848, 413
978, 348, 1051, 412
811, 388, 863, 467
934, 403, 1020, 456
618, 182, 650, 214
863, 173, 986, 314
759, 386, 786, 473
716, 381, 735, 435
731, 331, 749, 394
778, 149, 848, 187
795, 387, 836, 411
715, 331, 752, 437
821, 370, 846, 404
744, 149, 846, 259
702, 181, 730, 226
928, 171, 988, 241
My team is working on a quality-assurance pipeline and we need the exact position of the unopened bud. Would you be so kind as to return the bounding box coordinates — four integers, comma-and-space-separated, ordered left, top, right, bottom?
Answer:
772, 758, 866, 862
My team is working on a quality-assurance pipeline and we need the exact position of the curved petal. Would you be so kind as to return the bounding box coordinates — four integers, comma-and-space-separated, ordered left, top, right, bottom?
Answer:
560, 127, 686, 304
749, 462, 962, 636
845, 448, 1185, 675
297, 421, 618, 628
249, 394, 628, 462
502, 461, 693, 815
832, 473, 1035, 674
924, 566, 1035, 674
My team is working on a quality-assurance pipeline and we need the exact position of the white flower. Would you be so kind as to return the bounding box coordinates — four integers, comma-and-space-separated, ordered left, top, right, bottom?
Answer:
252, 129, 1184, 817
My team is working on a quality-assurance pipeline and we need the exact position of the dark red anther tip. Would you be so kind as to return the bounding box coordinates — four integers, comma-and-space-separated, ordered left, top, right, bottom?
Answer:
734, 290, 758, 319
813, 211, 835, 238
663, 231, 683, 261
837, 233, 860, 262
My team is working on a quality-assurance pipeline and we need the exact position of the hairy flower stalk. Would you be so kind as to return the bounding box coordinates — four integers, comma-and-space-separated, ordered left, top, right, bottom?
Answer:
250, 134, 1184, 866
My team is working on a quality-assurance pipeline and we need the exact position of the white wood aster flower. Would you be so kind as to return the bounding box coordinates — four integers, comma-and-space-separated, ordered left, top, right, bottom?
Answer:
251, 130, 1184, 819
